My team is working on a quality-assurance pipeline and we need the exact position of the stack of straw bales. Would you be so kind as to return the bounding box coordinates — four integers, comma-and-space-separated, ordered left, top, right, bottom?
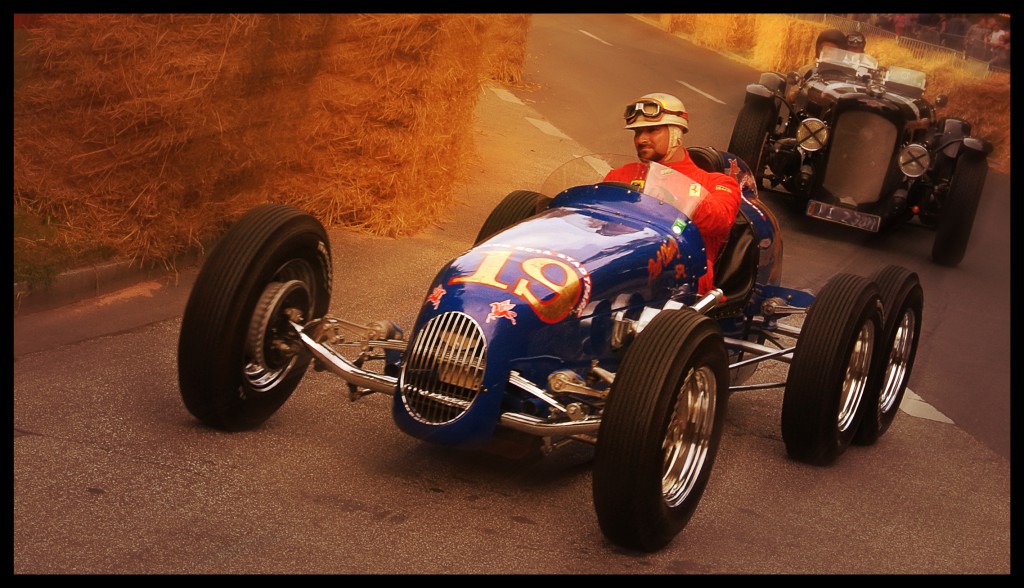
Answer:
14, 14, 530, 268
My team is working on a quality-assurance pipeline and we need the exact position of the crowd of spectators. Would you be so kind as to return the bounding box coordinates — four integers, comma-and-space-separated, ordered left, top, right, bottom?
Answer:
844, 13, 1010, 70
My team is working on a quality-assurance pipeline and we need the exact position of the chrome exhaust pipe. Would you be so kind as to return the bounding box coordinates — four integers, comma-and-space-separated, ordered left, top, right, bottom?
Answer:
499, 412, 601, 436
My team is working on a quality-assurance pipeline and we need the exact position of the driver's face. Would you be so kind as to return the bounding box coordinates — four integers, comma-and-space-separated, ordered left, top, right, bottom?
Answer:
633, 125, 671, 163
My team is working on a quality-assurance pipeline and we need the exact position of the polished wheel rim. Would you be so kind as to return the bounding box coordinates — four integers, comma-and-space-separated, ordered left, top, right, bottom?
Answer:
244, 275, 312, 393
662, 365, 716, 507
838, 320, 875, 431
879, 309, 916, 412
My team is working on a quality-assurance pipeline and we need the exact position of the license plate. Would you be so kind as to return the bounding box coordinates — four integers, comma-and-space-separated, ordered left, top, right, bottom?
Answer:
805, 200, 881, 232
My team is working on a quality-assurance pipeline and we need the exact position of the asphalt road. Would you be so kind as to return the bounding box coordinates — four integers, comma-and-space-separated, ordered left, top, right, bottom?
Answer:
13, 72, 1011, 573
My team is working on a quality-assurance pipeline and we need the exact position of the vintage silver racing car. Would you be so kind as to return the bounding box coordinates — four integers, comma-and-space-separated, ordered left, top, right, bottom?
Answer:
177, 148, 924, 552
728, 45, 991, 266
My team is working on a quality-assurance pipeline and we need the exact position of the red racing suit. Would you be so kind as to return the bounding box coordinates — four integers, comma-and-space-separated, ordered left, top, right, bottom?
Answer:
604, 154, 741, 295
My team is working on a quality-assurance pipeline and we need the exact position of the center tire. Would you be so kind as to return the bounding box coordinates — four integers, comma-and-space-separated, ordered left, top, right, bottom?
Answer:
782, 273, 882, 465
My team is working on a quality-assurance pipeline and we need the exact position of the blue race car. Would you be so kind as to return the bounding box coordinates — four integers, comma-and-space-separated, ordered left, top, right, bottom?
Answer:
177, 147, 923, 552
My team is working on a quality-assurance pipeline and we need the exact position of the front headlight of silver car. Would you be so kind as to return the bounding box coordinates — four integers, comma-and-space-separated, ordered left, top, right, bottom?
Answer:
898, 143, 930, 178
797, 118, 828, 152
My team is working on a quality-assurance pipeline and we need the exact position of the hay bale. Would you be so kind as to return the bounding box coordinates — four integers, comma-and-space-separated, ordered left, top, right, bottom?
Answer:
13, 13, 530, 268
750, 16, 826, 73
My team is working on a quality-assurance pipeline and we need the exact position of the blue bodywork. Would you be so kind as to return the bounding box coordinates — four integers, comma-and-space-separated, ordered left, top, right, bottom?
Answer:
392, 152, 813, 445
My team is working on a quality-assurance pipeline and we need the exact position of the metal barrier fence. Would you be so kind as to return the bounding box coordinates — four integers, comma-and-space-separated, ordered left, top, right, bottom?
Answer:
790, 14, 1003, 78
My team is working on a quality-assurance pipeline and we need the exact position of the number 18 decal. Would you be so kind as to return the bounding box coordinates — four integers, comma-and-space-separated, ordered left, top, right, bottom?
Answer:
450, 246, 592, 324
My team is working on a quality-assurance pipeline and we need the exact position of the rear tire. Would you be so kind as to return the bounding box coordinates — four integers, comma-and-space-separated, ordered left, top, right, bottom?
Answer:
933, 152, 987, 266
474, 190, 551, 245
593, 309, 729, 552
782, 274, 882, 465
853, 266, 923, 445
178, 204, 332, 431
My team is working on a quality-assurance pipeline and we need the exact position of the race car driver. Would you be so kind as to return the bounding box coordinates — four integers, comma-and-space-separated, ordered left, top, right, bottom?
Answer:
604, 92, 741, 295
845, 31, 866, 53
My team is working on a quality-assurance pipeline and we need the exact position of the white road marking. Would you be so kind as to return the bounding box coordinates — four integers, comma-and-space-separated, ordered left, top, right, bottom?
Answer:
676, 80, 726, 105
489, 85, 524, 105
525, 117, 572, 140
578, 29, 612, 45
900, 389, 954, 424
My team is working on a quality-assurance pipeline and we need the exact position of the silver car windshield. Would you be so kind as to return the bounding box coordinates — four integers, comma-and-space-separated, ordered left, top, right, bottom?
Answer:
817, 45, 879, 72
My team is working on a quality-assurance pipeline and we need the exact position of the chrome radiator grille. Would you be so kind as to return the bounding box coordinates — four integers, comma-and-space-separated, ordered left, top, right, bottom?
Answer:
822, 110, 897, 206
400, 311, 487, 425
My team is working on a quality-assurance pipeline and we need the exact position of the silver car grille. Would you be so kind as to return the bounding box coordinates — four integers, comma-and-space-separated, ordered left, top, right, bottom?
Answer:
822, 110, 897, 206
400, 311, 487, 425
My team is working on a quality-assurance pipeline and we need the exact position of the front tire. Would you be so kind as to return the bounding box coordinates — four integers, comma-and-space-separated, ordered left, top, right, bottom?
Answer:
782, 274, 882, 465
853, 266, 923, 445
933, 152, 987, 266
178, 204, 332, 431
727, 100, 776, 185
474, 190, 551, 245
593, 309, 729, 552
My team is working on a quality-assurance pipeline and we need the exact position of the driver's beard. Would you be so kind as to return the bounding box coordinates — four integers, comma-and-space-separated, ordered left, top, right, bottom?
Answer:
638, 126, 684, 163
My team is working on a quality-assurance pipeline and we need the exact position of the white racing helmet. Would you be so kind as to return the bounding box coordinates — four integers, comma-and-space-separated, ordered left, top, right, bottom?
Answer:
623, 92, 689, 133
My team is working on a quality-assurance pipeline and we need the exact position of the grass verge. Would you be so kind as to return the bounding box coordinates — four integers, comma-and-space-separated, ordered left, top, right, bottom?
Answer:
13, 204, 118, 287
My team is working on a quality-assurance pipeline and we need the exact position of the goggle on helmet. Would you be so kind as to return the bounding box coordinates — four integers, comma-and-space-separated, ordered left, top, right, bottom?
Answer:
623, 92, 689, 132
846, 32, 866, 51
